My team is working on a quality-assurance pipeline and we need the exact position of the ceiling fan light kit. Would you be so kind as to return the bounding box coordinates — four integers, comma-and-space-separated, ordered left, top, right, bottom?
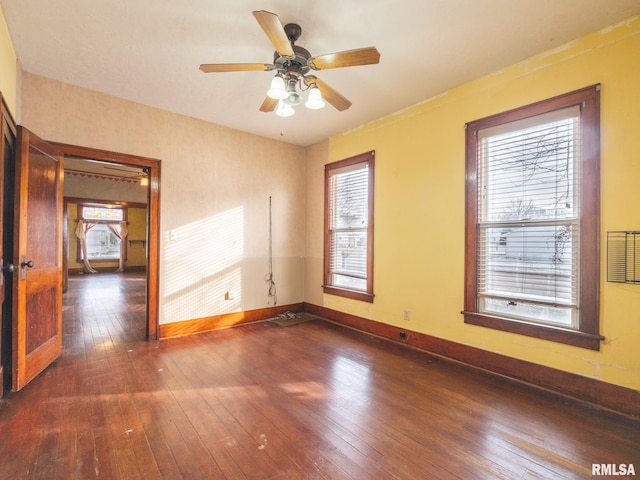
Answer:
275, 100, 295, 117
199, 10, 380, 116
267, 74, 288, 100
305, 85, 326, 110
268, 75, 324, 116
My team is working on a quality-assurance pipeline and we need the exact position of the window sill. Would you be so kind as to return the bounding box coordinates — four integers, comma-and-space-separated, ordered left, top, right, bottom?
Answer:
322, 285, 374, 303
462, 311, 604, 351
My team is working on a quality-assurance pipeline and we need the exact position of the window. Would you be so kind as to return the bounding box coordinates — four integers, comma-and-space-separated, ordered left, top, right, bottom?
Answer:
463, 85, 603, 350
78, 205, 125, 262
323, 151, 375, 302
84, 224, 121, 260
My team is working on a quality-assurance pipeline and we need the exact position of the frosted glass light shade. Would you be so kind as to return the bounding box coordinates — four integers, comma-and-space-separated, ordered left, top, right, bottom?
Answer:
267, 75, 287, 100
305, 85, 325, 109
275, 100, 295, 117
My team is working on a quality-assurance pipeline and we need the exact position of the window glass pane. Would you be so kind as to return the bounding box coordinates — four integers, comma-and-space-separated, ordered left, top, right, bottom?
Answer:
82, 206, 124, 221
478, 224, 577, 326
479, 113, 579, 223
85, 224, 121, 260
332, 273, 367, 291
477, 107, 580, 327
330, 229, 368, 282
330, 166, 369, 229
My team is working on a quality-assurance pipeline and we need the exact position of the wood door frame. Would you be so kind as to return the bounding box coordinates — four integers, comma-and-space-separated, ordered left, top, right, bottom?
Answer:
52, 142, 161, 340
0, 94, 17, 396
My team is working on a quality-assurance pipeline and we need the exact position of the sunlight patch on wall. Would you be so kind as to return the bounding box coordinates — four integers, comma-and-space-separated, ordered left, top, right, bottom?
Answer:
164, 207, 244, 323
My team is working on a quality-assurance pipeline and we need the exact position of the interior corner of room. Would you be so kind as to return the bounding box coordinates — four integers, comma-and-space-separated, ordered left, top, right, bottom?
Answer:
0, 2, 639, 477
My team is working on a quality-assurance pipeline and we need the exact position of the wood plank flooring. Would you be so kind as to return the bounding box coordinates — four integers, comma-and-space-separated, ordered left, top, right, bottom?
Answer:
0, 272, 638, 479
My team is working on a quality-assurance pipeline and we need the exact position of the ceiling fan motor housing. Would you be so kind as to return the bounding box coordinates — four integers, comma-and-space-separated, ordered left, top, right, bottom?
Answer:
273, 44, 312, 78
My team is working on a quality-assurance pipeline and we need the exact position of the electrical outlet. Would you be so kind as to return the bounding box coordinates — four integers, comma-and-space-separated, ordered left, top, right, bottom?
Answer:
224, 291, 234, 301
403, 310, 411, 321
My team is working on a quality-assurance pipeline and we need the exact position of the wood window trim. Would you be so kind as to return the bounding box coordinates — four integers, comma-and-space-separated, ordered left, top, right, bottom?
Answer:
463, 85, 603, 350
323, 151, 375, 303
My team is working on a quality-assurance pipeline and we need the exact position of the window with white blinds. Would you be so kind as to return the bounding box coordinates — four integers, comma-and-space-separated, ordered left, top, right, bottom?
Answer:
324, 151, 374, 302
477, 107, 580, 327
464, 85, 603, 350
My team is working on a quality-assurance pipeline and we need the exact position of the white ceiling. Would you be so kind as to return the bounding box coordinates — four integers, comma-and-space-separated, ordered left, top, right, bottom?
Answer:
2, 1, 640, 147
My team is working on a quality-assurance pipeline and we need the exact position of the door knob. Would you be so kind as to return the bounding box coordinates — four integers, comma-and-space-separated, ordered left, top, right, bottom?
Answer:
1, 260, 17, 286
20, 257, 33, 280
1, 261, 15, 273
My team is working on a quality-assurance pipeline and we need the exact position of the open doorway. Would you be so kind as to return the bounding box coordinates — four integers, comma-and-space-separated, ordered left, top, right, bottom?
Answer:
54, 142, 160, 340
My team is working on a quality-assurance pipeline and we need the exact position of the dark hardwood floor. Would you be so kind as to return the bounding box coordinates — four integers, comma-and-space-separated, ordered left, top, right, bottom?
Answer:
0, 272, 638, 479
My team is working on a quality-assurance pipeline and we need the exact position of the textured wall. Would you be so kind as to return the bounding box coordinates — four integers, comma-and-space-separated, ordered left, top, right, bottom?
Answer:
20, 73, 306, 324
0, 8, 16, 114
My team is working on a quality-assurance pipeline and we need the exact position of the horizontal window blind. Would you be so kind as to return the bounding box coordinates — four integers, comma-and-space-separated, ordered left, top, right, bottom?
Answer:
328, 161, 369, 292
476, 106, 581, 327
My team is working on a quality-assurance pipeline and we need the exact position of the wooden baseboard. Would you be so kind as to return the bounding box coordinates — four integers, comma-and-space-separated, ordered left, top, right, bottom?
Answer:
159, 303, 304, 339
303, 302, 640, 420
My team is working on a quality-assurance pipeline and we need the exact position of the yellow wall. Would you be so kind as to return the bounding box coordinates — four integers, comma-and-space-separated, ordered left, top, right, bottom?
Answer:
0, 7, 17, 113
127, 207, 147, 267
308, 16, 640, 391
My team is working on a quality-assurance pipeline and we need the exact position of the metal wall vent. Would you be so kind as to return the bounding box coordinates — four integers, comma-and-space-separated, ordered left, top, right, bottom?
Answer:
607, 231, 640, 284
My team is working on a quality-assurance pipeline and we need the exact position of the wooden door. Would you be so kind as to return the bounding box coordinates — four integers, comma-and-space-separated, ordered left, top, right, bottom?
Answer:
12, 126, 63, 391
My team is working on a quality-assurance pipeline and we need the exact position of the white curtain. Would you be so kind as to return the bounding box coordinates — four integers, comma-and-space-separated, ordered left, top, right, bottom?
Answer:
107, 221, 129, 272
75, 220, 98, 273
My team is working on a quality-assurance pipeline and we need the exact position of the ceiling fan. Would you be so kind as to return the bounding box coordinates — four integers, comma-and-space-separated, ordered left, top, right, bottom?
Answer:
199, 10, 380, 117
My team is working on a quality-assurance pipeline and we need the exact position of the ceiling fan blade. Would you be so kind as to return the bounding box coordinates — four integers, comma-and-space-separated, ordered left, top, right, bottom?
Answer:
308, 47, 380, 70
199, 63, 274, 73
260, 96, 278, 112
304, 76, 352, 111
252, 10, 294, 58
